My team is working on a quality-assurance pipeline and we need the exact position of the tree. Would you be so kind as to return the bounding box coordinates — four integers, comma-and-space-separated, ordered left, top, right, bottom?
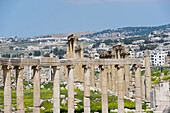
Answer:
53, 47, 66, 56
2, 54, 10, 58
29, 53, 32, 56
34, 51, 41, 56
103, 39, 113, 45
53, 47, 58, 55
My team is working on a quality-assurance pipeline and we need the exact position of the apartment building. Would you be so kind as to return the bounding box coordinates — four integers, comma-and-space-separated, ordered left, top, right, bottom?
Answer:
150, 50, 166, 66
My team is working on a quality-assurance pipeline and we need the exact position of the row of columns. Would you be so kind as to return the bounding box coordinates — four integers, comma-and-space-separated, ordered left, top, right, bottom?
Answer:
2, 63, 142, 113
2, 65, 41, 113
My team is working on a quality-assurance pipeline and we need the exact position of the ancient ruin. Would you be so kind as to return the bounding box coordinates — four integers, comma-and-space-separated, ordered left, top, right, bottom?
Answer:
0, 34, 166, 113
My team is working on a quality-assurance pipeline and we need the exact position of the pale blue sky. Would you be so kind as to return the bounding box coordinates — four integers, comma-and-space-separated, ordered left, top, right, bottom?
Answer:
0, 0, 170, 38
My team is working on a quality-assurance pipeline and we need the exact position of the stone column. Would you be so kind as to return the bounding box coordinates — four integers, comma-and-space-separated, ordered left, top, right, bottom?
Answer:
32, 66, 41, 113
3, 65, 12, 113
145, 50, 151, 103
141, 76, 145, 101
83, 65, 91, 113
135, 65, 142, 113
80, 44, 84, 59
111, 65, 116, 91
67, 65, 75, 113
90, 64, 95, 87
100, 65, 108, 113
118, 49, 121, 59
49, 66, 52, 81
108, 65, 112, 90
125, 64, 130, 97
67, 42, 70, 58
15, 66, 24, 113
69, 41, 73, 58
117, 65, 125, 113
53, 66, 60, 113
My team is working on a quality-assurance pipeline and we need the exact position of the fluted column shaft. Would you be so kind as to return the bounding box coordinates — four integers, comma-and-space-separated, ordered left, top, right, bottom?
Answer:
53, 66, 60, 113
33, 66, 41, 113
100, 65, 108, 113
16, 66, 24, 113
3, 66, 12, 113
135, 65, 142, 113
83, 65, 91, 113
67, 65, 75, 113
117, 65, 125, 113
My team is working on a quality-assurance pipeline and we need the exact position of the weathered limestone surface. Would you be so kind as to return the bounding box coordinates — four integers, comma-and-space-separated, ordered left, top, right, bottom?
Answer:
83, 65, 90, 113
111, 65, 116, 91
53, 66, 60, 113
67, 65, 75, 113
3, 66, 12, 113
145, 50, 151, 103
124, 48, 130, 97
135, 65, 142, 113
66, 34, 84, 82
107, 65, 112, 90
33, 66, 41, 113
90, 64, 95, 87
117, 65, 125, 113
141, 76, 145, 101
100, 65, 108, 113
125, 64, 130, 97
16, 66, 24, 113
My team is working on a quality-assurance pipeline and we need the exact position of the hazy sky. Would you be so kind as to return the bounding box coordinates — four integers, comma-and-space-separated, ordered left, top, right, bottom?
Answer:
0, 0, 170, 38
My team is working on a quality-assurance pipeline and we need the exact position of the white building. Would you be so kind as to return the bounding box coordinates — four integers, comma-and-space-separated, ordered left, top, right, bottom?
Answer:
129, 51, 144, 58
150, 50, 166, 66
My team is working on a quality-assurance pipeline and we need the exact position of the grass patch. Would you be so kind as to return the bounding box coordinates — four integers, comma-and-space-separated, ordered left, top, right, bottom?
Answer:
0, 88, 144, 112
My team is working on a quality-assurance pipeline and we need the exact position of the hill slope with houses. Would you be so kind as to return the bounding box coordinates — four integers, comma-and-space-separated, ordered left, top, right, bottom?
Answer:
33, 24, 170, 40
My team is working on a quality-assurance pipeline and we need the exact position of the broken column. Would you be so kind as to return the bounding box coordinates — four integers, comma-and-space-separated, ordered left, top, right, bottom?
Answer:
32, 66, 41, 113
3, 65, 12, 113
117, 65, 125, 113
83, 65, 91, 113
135, 64, 142, 113
67, 65, 75, 113
100, 65, 108, 113
145, 50, 151, 104
53, 66, 60, 113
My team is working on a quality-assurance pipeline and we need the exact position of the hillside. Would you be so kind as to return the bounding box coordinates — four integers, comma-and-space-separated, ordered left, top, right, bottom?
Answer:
81, 24, 170, 39
34, 24, 170, 39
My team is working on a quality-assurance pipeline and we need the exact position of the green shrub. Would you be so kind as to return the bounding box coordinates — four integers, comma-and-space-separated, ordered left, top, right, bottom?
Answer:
41, 100, 53, 110
142, 103, 148, 110
163, 70, 168, 76
162, 76, 170, 81
151, 72, 161, 77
